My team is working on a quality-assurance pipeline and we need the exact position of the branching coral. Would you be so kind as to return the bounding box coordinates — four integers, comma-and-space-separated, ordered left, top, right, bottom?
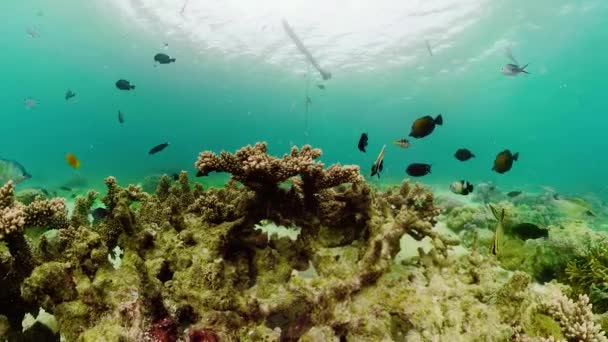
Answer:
194, 142, 362, 208
541, 293, 607, 342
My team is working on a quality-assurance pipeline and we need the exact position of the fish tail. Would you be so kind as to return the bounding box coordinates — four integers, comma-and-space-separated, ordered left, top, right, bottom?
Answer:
520, 64, 530, 74
171, 58, 176, 62
467, 183, 474, 193
513, 152, 519, 161
130, 85, 136, 89
434, 114, 443, 125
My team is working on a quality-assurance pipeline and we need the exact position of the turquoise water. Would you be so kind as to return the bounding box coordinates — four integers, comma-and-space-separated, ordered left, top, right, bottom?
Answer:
3, 0, 608, 198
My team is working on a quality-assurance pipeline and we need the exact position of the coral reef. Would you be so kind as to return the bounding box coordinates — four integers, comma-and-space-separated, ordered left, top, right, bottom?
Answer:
0, 143, 606, 341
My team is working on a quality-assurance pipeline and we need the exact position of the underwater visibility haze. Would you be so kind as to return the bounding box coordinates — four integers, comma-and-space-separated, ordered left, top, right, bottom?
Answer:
2, 0, 608, 341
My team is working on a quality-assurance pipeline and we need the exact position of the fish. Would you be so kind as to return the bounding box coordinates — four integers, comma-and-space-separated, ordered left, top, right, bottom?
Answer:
501, 47, 530, 76
115, 79, 135, 90
0, 159, 32, 184
65, 154, 81, 169
171, 173, 180, 181
489, 204, 505, 256
454, 148, 474, 161
406, 163, 431, 177
118, 110, 125, 124
59, 186, 72, 192
154, 53, 176, 64
282, 19, 332, 81
492, 150, 519, 174
409, 114, 443, 138
392, 139, 410, 149
358, 133, 368, 152
507, 191, 522, 198
370, 145, 386, 178
24, 98, 38, 110
502, 63, 530, 76
149, 142, 169, 155
65, 90, 76, 101
552, 196, 595, 218
317, 84, 325, 90
91, 207, 109, 223
510, 223, 548, 240
450, 180, 474, 196
26, 27, 39, 38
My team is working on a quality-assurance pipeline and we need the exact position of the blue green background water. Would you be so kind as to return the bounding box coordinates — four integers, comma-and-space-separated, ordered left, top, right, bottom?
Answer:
2, 0, 608, 199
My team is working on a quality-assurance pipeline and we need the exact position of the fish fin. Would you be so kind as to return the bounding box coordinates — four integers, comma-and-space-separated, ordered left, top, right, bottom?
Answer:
379, 160, 384, 172
520, 64, 530, 74
489, 204, 504, 222
130, 85, 136, 89
468, 183, 474, 193
513, 152, 519, 161
434, 114, 443, 125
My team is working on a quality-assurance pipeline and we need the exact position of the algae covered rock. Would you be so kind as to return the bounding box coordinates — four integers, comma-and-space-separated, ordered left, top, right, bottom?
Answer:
21, 262, 77, 311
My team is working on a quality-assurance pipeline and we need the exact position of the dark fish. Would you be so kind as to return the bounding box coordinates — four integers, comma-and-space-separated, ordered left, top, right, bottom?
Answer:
59, 186, 72, 191
370, 145, 386, 178
91, 207, 109, 223
358, 133, 368, 152
65, 90, 76, 100
317, 84, 325, 90
406, 163, 431, 177
116, 79, 135, 90
450, 180, 474, 195
171, 173, 179, 181
511, 223, 548, 240
0, 158, 32, 184
154, 53, 176, 64
507, 191, 522, 198
118, 110, 124, 124
149, 142, 169, 155
409, 114, 443, 138
492, 150, 519, 174
454, 148, 475, 161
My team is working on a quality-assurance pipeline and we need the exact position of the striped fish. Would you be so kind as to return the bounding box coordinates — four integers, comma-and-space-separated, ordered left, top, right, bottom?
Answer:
489, 204, 505, 256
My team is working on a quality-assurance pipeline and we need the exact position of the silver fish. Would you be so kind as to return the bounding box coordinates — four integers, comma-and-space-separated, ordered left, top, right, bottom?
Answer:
0, 159, 31, 185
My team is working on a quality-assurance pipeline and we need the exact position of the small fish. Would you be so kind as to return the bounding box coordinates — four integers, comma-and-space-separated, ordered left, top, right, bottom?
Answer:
149, 142, 169, 155
26, 27, 39, 38
65, 90, 76, 101
317, 84, 325, 90
59, 186, 72, 192
91, 207, 109, 223
450, 180, 474, 196
492, 150, 519, 174
502, 63, 530, 76
454, 148, 475, 161
116, 79, 136, 90
0, 158, 32, 184
370, 145, 386, 178
409, 114, 443, 138
358, 133, 368, 152
507, 191, 522, 198
489, 204, 505, 256
171, 173, 180, 181
24, 98, 38, 109
118, 110, 125, 124
501, 47, 529, 76
154, 53, 176, 64
406, 163, 431, 177
65, 154, 81, 169
392, 139, 410, 149
510, 223, 548, 240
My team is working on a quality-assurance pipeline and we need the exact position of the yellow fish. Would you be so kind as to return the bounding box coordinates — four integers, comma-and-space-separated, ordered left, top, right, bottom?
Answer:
65, 153, 80, 169
489, 204, 505, 256
392, 139, 410, 149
